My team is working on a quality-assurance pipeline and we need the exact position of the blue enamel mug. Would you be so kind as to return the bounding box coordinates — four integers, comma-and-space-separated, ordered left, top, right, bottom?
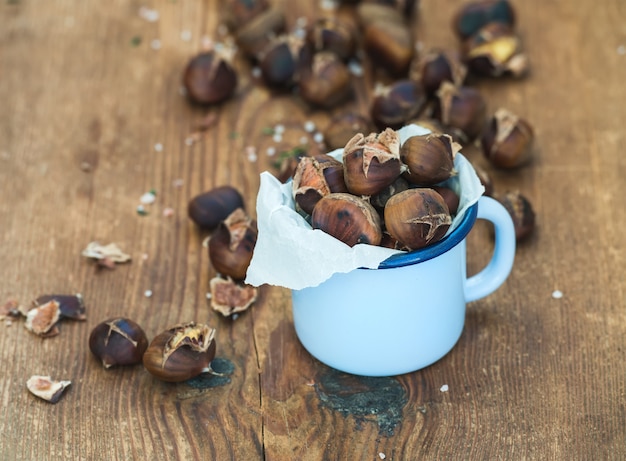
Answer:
291, 196, 516, 377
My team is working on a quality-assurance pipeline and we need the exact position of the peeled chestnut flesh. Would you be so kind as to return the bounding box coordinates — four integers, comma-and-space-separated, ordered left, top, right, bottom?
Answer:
342, 128, 403, 196
89, 318, 149, 368
311, 193, 382, 247
143, 322, 217, 382
400, 133, 458, 186
208, 208, 258, 280
384, 188, 452, 250
463, 23, 528, 77
188, 186, 245, 231
481, 108, 534, 169
183, 50, 238, 105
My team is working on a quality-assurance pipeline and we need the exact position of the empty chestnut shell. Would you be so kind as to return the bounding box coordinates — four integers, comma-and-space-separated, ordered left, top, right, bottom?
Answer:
143, 322, 217, 382
188, 186, 245, 231
208, 208, 258, 280
400, 133, 458, 186
311, 193, 382, 247
89, 318, 149, 368
384, 188, 452, 250
342, 128, 403, 196
183, 50, 238, 105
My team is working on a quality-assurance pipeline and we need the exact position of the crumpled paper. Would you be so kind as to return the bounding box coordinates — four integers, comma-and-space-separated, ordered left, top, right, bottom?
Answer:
245, 124, 485, 290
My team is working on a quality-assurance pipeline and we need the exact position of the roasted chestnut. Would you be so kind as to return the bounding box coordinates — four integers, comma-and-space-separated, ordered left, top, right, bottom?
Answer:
384, 188, 452, 250
324, 113, 374, 150
497, 191, 535, 241
306, 17, 356, 61
143, 322, 217, 382
311, 193, 382, 247
183, 50, 238, 105
89, 318, 149, 368
370, 176, 409, 212
433, 82, 487, 143
234, 7, 286, 59
258, 34, 306, 89
481, 108, 533, 168
299, 52, 352, 108
371, 80, 428, 131
411, 49, 467, 97
292, 155, 347, 215
208, 208, 258, 280
342, 128, 403, 196
463, 23, 529, 77
400, 133, 458, 186
188, 186, 245, 231
225, 0, 269, 30
432, 185, 460, 215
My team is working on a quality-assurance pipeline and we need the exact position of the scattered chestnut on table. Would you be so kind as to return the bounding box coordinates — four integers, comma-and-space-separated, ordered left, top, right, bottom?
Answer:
143, 322, 217, 383
208, 208, 258, 280
292, 154, 347, 215
481, 108, 534, 168
433, 82, 487, 143
258, 34, 307, 89
306, 17, 356, 61
371, 80, 428, 131
188, 186, 245, 231
183, 50, 238, 105
496, 190, 536, 241
234, 7, 286, 59
89, 318, 149, 369
411, 49, 467, 97
452, 0, 516, 40
323, 112, 373, 151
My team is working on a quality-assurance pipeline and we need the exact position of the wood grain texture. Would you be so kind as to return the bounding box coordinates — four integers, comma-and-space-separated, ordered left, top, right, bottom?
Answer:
1, 0, 625, 460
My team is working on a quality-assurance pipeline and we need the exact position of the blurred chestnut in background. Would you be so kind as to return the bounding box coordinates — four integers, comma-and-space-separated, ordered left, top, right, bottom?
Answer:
432, 82, 487, 143
496, 190, 536, 241
463, 23, 529, 77
183, 50, 237, 105
452, 0, 516, 40
482, 108, 534, 168
371, 80, 427, 130
411, 49, 467, 97
188, 186, 245, 231
299, 52, 352, 108
208, 208, 258, 280
324, 113, 374, 150
306, 17, 356, 61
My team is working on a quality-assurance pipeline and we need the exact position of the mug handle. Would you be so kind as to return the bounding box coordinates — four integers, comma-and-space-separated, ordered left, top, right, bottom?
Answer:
464, 196, 516, 303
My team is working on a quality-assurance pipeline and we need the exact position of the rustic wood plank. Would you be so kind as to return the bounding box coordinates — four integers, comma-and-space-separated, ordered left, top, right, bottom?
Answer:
1, 0, 625, 460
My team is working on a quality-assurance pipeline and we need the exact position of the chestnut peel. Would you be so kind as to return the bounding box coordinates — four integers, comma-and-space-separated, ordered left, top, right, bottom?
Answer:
342, 129, 403, 196
312, 193, 382, 247
384, 188, 452, 250
482, 108, 533, 168
208, 208, 258, 280
293, 155, 346, 215
26, 376, 71, 403
143, 322, 217, 382
400, 133, 459, 186
89, 318, 148, 368
210, 276, 258, 316
299, 52, 352, 108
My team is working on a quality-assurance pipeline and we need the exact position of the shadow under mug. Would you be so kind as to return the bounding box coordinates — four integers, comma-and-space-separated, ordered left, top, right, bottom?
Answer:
291, 196, 516, 377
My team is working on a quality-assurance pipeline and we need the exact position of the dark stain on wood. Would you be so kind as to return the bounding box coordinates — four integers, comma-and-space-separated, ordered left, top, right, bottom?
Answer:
185, 357, 235, 389
315, 367, 407, 437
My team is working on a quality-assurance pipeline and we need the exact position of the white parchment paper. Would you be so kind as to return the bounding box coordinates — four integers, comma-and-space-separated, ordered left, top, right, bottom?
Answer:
245, 124, 485, 290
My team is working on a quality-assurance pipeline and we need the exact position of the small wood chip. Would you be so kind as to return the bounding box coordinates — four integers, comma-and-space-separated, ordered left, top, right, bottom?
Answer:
26, 376, 71, 403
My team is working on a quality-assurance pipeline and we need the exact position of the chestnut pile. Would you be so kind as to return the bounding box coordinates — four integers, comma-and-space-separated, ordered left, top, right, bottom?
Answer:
293, 128, 461, 251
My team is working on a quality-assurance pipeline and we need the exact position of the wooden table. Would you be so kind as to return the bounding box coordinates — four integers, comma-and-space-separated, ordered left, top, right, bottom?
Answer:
1, 1, 625, 459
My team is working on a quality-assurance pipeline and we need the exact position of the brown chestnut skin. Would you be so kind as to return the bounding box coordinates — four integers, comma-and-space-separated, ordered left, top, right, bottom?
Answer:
208, 208, 258, 280
452, 0, 516, 40
343, 129, 403, 196
481, 108, 533, 169
306, 17, 356, 61
400, 133, 457, 186
311, 193, 382, 247
225, 0, 270, 29
497, 191, 535, 241
89, 318, 149, 369
370, 176, 409, 212
473, 164, 494, 196
188, 186, 245, 231
411, 50, 467, 97
433, 82, 487, 143
371, 80, 428, 131
183, 51, 237, 105
324, 113, 374, 151
143, 323, 217, 383
299, 52, 352, 109
432, 186, 460, 215
384, 188, 452, 250
258, 34, 306, 89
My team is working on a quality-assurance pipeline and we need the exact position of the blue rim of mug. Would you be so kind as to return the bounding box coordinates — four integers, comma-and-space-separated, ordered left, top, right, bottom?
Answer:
377, 201, 479, 269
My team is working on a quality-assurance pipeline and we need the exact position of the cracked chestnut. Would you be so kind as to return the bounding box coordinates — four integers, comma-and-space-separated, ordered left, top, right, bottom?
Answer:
143, 322, 217, 382
497, 191, 535, 241
292, 155, 347, 215
311, 193, 382, 247
433, 82, 487, 143
306, 17, 356, 61
299, 52, 352, 108
481, 108, 534, 169
183, 50, 238, 105
411, 49, 467, 97
89, 318, 149, 368
371, 80, 428, 131
384, 188, 452, 250
208, 208, 258, 280
400, 133, 458, 186
342, 129, 403, 196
